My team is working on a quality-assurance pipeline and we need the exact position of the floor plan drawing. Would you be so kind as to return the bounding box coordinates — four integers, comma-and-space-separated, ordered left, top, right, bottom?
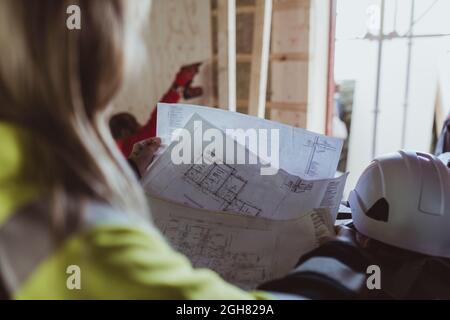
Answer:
156, 103, 344, 179
149, 196, 337, 290
223, 199, 261, 216
283, 177, 314, 193
143, 113, 348, 220
157, 216, 272, 289
303, 136, 339, 178
139, 106, 349, 289
183, 162, 262, 216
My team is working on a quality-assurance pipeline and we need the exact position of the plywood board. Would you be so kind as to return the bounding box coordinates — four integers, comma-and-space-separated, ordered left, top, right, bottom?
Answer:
270, 109, 307, 127
269, 1, 311, 128
114, 0, 213, 120
271, 61, 308, 103
271, 5, 309, 54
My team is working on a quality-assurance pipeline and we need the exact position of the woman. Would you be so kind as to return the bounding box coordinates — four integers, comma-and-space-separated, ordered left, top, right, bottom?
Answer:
0, 0, 271, 299
0, 0, 367, 300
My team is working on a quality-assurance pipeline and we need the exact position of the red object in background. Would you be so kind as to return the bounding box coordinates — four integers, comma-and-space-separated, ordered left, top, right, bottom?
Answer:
117, 63, 203, 158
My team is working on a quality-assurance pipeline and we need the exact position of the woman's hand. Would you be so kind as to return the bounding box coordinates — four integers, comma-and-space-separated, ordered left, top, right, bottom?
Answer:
128, 137, 162, 177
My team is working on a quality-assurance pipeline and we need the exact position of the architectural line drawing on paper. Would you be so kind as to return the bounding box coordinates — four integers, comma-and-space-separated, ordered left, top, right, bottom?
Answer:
304, 136, 338, 177
182, 161, 262, 217
283, 177, 314, 193
158, 216, 271, 289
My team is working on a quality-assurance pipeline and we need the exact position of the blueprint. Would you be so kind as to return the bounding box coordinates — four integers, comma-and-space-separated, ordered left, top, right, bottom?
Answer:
148, 195, 335, 289
142, 113, 348, 220
142, 105, 346, 289
156, 103, 343, 179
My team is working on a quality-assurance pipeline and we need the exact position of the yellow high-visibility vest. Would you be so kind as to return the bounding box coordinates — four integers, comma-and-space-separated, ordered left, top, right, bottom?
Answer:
0, 122, 270, 300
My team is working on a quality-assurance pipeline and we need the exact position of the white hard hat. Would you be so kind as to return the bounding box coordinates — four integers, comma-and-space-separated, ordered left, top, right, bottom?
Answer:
348, 151, 450, 258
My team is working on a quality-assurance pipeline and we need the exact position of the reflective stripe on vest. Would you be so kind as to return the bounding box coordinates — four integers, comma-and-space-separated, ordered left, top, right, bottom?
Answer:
0, 200, 136, 296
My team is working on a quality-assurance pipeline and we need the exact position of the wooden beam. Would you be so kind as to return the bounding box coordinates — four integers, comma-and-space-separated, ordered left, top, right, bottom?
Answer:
217, 0, 237, 111
248, 0, 273, 118
211, 0, 306, 16
270, 52, 309, 61
212, 5, 254, 16
267, 101, 307, 112
213, 52, 308, 63
273, 0, 309, 11
237, 99, 307, 112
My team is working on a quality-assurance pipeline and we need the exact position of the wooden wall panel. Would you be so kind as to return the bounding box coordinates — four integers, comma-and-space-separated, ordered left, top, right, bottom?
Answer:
211, 0, 315, 127
270, 0, 310, 127
114, 0, 213, 120
271, 61, 308, 103
271, 6, 309, 54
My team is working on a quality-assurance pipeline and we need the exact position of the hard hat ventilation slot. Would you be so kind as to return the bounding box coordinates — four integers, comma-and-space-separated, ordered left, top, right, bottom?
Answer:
365, 198, 389, 222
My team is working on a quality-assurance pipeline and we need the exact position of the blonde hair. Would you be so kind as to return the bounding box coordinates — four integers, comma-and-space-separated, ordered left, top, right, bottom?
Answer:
0, 0, 152, 222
